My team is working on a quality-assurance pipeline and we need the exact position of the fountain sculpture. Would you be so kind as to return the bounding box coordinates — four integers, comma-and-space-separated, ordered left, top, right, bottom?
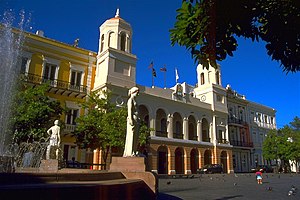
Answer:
0, 10, 25, 172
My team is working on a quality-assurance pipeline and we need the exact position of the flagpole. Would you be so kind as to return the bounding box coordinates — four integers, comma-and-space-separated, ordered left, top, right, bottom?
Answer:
164, 71, 166, 89
152, 73, 154, 88
148, 61, 155, 88
175, 67, 179, 84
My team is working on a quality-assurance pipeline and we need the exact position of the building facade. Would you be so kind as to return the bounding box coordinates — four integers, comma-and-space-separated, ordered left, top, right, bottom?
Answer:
18, 29, 97, 164
226, 85, 252, 173
17, 10, 276, 174
248, 102, 277, 168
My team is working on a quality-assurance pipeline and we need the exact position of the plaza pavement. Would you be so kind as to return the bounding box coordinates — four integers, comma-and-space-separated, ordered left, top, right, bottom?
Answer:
158, 173, 300, 200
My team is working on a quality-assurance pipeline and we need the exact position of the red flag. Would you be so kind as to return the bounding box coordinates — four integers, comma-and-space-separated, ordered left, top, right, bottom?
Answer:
148, 61, 154, 69
160, 67, 167, 72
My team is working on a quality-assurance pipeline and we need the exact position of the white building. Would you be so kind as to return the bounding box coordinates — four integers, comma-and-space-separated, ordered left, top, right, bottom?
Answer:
93, 10, 233, 174
92, 10, 277, 174
248, 102, 277, 168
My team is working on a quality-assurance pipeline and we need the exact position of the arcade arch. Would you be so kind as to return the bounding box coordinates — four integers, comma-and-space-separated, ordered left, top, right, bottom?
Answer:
190, 148, 199, 174
204, 150, 212, 165
175, 147, 184, 174
157, 145, 168, 174
220, 151, 228, 173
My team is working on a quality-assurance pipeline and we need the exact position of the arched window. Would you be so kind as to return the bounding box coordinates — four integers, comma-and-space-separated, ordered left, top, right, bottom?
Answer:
161, 118, 167, 133
201, 73, 205, 85
175, 121, 182, 136
189, 123, 195, 140
108, 32, 113, 48
216, 71, 220, 85
202, 118, 210, 142
120, 33, 126, 51
100, 34, 104, 52
156, 109, 167, 137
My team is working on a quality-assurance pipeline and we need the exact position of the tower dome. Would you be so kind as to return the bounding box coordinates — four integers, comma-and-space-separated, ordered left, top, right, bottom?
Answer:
98, 9, 132, 54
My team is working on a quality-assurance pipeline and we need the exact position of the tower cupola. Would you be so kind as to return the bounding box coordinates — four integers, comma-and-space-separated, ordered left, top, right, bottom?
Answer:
94, 9, 137, 90
98, 9, 132, 54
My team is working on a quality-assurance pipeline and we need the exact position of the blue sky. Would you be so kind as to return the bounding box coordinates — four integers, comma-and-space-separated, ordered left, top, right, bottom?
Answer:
1, 0, 299, 128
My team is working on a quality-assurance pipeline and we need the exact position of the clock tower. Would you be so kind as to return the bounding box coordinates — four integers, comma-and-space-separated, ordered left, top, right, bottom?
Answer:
194, 63, 227, 111
194, 62, 228, 145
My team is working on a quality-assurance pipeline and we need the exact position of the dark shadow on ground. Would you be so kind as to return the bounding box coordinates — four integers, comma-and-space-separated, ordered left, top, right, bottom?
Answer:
215, 195, 243, 200
158, 193, 183, 200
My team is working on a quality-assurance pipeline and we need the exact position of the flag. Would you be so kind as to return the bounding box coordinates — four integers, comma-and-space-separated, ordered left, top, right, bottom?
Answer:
160, 67, 167, 72
175, 68, 179, 82
152, 68, 157, 77
148, 61, 154, 69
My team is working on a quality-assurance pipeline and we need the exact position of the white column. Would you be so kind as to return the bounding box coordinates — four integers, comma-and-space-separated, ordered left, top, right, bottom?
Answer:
197, 120, 202, 142
225, 118, 229, 143
183, 117, 188, 140
150, 115, 156, 136
167, 114, 173, 138
212, 115, 217, 144
25, 58, 31, 74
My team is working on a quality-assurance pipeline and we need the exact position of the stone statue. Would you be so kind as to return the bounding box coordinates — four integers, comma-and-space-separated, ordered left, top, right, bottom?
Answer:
123, 87, 140, 157
46, 120, 61, 159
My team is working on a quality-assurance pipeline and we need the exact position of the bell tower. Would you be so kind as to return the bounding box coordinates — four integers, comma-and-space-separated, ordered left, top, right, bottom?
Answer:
194, 63, 227, 112
94, 9, 137, 90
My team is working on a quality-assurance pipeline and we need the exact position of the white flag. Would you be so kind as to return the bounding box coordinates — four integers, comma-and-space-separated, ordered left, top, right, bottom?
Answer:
175, 68, 179, 82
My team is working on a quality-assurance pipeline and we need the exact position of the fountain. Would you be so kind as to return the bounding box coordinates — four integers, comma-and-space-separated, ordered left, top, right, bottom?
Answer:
0, 10, 29, 172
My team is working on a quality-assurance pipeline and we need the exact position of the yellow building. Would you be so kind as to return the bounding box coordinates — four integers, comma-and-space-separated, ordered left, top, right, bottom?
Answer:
19, 29, 97, 164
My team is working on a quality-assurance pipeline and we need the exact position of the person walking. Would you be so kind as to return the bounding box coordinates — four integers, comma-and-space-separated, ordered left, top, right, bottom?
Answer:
255, 169, 263, 184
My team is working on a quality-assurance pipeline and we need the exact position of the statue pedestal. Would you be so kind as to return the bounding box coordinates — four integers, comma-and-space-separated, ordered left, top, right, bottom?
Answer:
39, 159, 58, 172
110, 157, 157, 195
110, 157, 145, 172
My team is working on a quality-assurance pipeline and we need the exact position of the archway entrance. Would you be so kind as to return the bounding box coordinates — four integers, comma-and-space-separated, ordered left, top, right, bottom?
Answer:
157, 146, 168, 174
175, 147, 184, 174
221, 151, 228, 173
204, 150, 212, 165
190, 149, 199, 174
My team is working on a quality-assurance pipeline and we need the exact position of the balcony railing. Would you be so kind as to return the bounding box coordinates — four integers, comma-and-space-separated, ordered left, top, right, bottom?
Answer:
189, 136, 198, 141
217, 138, 229, 144
230, 140, 253, 147
202, 137, 211, 142
21, 73, 88, 98
156, 131, 167, 137
64, 124, 76, 133
173, 133, 183, 139
228, 117, 248, 126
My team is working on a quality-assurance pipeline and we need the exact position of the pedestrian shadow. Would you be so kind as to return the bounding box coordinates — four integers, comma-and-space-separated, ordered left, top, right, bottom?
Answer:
158, 193, 183, 200
215, 195, 243, 200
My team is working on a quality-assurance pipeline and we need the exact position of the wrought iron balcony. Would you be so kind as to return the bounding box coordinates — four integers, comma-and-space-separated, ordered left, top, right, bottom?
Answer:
21, 73, 87, 98
230, 140, 253, 147
228, 117, 248, 126
64, 124, 76, 133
